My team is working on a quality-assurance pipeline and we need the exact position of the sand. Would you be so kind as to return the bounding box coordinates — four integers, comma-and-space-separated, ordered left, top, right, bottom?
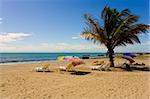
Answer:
0, 57, 150, 99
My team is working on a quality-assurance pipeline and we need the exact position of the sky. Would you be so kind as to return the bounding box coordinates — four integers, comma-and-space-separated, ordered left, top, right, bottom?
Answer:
0, 0, 149, 52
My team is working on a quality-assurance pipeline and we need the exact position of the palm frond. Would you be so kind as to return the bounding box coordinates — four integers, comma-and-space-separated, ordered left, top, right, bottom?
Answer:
118, 9, 131, 18
84, 14, 107, 42
81, 31, 108, 45
82, 6, 150, 50
84, 14, 105, 35
112, 24, 150, 48
112, 15, 139, 38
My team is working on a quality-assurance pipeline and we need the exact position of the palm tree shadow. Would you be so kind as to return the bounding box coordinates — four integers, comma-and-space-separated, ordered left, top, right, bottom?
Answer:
130, 66, 150, 71
116, 65, 150, 72
70, 71, 91, 75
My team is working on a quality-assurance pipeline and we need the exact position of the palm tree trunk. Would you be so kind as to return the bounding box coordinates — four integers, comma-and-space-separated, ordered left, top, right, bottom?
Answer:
108, 47, 115, 67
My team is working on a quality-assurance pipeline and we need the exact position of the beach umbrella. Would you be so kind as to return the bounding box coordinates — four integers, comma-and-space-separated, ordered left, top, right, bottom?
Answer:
57, 56, 84, 67
68, 58, 85, 67
122, 56, 135, 64
57, 56, 65, 60
65, 56, 80, 61
57, 56, 79, 61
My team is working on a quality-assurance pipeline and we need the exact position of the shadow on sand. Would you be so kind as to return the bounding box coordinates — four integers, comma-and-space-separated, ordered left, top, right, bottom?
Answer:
70, 71, 91, 75
36, 71, 54, 73
116, 65, 150, 72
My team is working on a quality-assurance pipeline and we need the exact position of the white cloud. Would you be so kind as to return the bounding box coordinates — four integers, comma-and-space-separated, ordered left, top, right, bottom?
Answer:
50, 42, 106, 52
0, 18, 3, 24
56, 43, 70, 46
0, 32, 149, 52
71, 32, 83, 40
72, 36, 79, 39
0, 42, 107, 52
0, 41, 149, 52
40, 43, 49, 47
0, 32, 31, 44
0, 43, 48, 52
115, 43, 150, 52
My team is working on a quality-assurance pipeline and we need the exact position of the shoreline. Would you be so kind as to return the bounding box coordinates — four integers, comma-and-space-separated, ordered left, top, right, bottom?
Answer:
0, 60, 52, 65
1, 54, 149, 65
1, 53, 149, 65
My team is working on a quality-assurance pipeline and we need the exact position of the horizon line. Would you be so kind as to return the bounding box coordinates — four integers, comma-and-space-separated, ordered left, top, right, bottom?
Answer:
0, 52, 150, 53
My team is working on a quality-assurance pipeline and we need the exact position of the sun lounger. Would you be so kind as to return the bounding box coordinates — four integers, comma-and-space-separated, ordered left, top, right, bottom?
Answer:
90, 63, 111, 71
133, 63, 145, 66
90, 60, 105, 70
59, 63, 75, 72
35, 63, 50, 72
92, 60, 105, 66
90, 65, 103, 70
100, 63, 111, 71
90, 62, 105, 70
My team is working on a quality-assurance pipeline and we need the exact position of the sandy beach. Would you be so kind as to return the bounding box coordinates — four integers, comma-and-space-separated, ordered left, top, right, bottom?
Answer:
0, 56, 150, 99
1, 0, 150, 98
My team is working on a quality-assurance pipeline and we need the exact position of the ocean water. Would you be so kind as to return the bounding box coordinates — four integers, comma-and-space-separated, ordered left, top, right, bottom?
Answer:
0, 53, 106, 63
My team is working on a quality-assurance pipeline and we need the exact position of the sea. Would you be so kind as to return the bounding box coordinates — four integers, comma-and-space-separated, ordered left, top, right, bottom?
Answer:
0, 53, 106, 64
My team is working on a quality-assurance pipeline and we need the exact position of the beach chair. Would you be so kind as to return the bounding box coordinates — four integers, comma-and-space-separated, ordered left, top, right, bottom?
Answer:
90, 63, 111, 71
35, 63, 50, 72
92, 60, 105, 66
59, 63, 75, 72
100, 63, 111, 71
90, 62, 105, 70
90, 65, 103, 70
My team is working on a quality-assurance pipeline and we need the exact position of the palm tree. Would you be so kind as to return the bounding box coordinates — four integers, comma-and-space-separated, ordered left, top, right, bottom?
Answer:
81, 6, 149, 67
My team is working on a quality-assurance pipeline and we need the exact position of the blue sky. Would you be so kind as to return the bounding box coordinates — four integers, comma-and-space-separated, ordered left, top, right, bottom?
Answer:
0, 0, 149, 52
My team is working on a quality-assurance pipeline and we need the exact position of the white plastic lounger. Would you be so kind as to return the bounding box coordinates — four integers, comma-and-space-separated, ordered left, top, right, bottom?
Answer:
58, 63, 74, 71
59, 66, 67, 70
90, 63, 110, 71
35, 63, 50, 72
90, 65, 104, 70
